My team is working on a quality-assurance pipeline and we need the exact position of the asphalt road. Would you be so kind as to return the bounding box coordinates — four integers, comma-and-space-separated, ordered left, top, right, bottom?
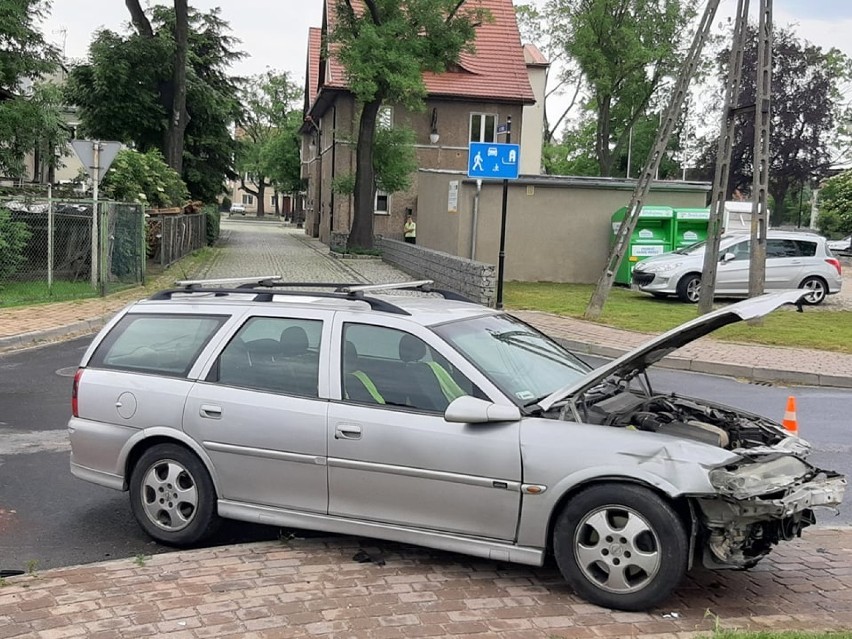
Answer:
1, 338, 849, 573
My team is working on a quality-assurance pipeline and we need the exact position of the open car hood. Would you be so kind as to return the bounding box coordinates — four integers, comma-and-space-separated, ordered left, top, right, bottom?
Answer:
538, 290, 808, 412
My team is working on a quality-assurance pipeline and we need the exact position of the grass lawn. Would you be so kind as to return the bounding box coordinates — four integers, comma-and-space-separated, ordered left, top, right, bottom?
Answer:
0, 280, 97, 308
504, 282, 852, 354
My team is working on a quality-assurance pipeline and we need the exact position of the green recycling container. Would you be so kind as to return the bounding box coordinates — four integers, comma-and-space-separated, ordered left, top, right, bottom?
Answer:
611, 206, 674, 285
673, 208, 710, 249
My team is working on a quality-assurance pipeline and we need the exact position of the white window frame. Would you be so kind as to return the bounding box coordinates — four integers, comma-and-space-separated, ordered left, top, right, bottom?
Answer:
374, 190, 391, 215
469, 112, 497, 143
242, 194, 254, 205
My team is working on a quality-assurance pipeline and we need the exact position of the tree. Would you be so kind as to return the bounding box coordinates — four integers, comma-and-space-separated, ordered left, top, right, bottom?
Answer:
0, 0, 62, 179
100, 149, 189, 208
693, 26, 851, 225
260, 109, 305, 209
557, 0, 693, 176
816, 170, 852, 238
236, 71, 302, 217
330, 0, 489, 249
66, 5, 243, 202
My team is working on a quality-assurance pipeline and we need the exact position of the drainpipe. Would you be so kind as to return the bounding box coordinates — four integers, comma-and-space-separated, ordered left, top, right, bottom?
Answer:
471, 179, 482, 260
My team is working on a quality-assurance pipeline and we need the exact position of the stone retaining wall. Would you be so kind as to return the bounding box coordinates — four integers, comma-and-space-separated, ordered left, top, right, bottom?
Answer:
377, 237, 496, 307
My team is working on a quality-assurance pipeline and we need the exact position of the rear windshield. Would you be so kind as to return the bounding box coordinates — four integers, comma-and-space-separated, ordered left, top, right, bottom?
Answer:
89, 313, 227, 377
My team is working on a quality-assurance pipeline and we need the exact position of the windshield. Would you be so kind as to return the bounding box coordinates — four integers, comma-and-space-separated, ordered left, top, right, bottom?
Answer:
433, 314, 592, 406
676, 240, 707, 255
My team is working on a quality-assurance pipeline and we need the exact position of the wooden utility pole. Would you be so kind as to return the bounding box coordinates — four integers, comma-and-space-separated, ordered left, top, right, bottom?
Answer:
698, 0, 751, 314
584, 0, 721, 320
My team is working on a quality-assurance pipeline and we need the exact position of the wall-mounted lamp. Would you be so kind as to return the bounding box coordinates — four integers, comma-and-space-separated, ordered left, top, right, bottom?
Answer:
305, 115, 320, 154
429, 107, 440, 145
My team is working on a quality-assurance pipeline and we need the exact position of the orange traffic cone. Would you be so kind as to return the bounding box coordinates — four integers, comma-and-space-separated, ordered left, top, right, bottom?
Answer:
782, 396, 799, 435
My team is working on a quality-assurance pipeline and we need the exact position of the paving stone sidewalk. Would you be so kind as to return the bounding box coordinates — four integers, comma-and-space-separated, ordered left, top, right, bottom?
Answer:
2, 528, 852, 638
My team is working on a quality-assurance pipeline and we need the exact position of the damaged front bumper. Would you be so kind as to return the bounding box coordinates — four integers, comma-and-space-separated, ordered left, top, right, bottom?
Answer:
695, 456, 846, 569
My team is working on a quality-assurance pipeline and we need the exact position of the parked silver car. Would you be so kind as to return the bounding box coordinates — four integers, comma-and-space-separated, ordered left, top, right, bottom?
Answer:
632, 230, 843, 304
68, 279, 845, 611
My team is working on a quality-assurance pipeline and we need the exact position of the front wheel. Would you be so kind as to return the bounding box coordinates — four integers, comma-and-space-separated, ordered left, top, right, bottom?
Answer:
552, 484, 688, 611
676, 274, 701, 303
129, 443, 220, 547
799, 276, 828, 305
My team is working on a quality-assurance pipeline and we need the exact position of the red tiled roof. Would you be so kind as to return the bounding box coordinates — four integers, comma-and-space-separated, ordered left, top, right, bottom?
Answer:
306, 27, 323, 107
523, 43, 549, 67
310, 0, 534, 108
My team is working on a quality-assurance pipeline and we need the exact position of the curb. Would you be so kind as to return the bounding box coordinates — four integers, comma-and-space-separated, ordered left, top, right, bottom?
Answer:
0, 312, 114, 354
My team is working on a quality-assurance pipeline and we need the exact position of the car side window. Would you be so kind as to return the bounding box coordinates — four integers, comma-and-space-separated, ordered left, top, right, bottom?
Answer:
727, 241, 750, 261
211, 317, 322, 398
767, 239, 801, 258
89, 314, 226, 377
341, 323, 484, 412
794, 240, 817, 257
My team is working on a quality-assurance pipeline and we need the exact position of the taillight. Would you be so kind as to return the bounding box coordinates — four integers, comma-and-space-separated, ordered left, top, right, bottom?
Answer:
72, 368, 83, 418
826, 258, 842, 276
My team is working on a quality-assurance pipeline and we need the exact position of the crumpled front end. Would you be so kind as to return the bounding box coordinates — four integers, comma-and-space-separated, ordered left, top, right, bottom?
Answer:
696, 453, 846, 569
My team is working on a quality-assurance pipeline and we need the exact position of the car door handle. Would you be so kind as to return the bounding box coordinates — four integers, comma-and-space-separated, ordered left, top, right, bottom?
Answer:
791, 260, 803, 264
200, 404, 223, 419
335, 424, 362, 440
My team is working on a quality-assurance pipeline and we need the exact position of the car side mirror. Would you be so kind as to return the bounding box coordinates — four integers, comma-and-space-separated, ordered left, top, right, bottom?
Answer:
444, 396, 521, 424
721, 252, 736, 263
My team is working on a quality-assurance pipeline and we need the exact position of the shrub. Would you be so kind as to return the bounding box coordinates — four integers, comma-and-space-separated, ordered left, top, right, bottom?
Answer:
817, 170, 852, 237
0, 208, 32, 281
205, 206, 221, 246
220, 195, 232, 212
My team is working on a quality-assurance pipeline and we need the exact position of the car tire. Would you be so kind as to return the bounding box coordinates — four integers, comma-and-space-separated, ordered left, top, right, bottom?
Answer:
676, 273, 701, 303
129, 443, 220, 547
798, 276, 828, 305
552, 484, 688, 611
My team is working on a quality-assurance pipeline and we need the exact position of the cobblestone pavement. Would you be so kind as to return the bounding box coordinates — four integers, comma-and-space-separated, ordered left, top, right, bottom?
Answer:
197, 219, 413, 286
3, 528, 852, 638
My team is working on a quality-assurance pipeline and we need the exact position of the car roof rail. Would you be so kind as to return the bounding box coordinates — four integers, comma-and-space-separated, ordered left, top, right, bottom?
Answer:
150, 278, 475, 313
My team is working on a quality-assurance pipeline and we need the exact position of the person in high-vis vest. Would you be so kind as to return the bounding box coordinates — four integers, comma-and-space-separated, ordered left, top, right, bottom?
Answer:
403, 213, 416, 244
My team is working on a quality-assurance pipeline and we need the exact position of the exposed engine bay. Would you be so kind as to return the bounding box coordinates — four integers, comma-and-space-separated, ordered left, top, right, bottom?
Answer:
570, 388, 786, 451
547, 386, 846, 569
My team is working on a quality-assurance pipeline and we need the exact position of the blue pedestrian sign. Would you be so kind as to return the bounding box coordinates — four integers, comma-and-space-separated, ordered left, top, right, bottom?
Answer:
467, 142, 520, 180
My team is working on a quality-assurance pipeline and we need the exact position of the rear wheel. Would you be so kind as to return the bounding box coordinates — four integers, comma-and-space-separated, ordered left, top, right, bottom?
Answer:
676, 273, 701, 303
552, 484, 688, 611
129, 444, 220, 547
799, 276, 828, 305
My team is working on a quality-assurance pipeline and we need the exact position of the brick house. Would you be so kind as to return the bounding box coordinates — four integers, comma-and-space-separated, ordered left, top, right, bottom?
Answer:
299, 0, 542, 245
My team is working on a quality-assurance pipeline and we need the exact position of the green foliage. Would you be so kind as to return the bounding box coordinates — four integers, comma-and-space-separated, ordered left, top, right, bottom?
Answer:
551, 0, 694, 175
65, 6, 243, 203
0, 0, 58, 91
817, 170, 852, 237
205, 206, 221, 246
694, 26, 851, 222
236, 70, 303, 214
0, 83, 69, 178
373, 126, 417, 193
220, 195, 232, 211
101, 149, 189, 208
0, 208, 32, 281
332, 173, 356, 196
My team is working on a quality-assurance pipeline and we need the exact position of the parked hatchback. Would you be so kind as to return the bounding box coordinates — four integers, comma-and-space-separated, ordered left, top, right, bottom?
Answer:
632, 230, 842, 304
68, 279, 844, 611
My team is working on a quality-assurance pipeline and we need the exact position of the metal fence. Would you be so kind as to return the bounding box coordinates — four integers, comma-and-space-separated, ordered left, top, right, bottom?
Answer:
147, 212, 207, 267
0, 198, 145, 303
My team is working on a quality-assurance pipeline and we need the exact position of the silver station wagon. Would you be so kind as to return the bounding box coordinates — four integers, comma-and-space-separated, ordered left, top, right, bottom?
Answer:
68, 278, 845, 610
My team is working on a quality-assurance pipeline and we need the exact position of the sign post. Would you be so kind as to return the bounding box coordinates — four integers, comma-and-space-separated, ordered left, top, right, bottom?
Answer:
71, 140, 122, 288
467, 118, 519, 309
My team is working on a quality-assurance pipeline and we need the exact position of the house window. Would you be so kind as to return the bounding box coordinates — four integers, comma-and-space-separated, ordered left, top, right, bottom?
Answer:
470, 113, 497, 143
378, 106, 393, 130
242, 194, 254, 205
374, 190, 390, 215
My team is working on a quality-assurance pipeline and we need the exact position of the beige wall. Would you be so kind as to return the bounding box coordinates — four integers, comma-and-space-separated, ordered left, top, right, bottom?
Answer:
520, 66, 546, 175
417, 170, 710, 283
